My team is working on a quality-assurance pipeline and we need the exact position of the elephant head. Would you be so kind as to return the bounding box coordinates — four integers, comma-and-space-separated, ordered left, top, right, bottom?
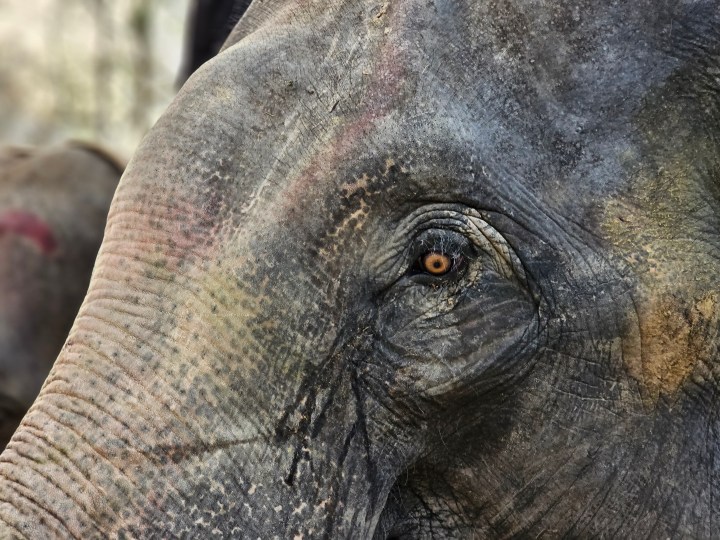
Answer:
0, 143, 122, 449
1, 1, 720, 537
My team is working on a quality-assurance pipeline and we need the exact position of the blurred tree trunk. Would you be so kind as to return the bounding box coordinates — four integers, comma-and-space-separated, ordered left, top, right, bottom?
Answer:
46, 0, 70, 132
91, 0, 112, 139
130, 1, 153, 134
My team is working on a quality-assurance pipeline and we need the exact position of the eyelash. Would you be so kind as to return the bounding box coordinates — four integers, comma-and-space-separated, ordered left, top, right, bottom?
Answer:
407, 232, 470, 280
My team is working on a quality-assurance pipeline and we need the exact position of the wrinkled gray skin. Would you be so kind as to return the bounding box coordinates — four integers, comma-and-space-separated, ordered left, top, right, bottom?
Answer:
0, 143, 122, 448
1, 1, 720, 537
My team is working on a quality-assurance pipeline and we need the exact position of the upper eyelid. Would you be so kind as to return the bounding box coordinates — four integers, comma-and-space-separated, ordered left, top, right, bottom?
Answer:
368, 204, 527, 288
411, 230, 469, 255
462, 216, 527, 284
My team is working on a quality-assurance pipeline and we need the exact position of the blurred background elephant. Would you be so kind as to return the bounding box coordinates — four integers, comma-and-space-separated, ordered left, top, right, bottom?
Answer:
0, 142, 124, 447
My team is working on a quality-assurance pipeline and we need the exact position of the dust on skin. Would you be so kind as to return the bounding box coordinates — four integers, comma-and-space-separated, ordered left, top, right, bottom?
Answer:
320, 159, 399, 255
604, 148, 720, 405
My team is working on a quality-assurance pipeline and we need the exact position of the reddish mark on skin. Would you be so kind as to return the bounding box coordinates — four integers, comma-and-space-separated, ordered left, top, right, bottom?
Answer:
279, 36, 408, 214
0, 210, 58, 255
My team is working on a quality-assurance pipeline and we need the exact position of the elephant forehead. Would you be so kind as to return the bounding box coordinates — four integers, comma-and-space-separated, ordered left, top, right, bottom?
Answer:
109, 0, 720, 288
199, 0, 695, 212
227, 0, 684, 116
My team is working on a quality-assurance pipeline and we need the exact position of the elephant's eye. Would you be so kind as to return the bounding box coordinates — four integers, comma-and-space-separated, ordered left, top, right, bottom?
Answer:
403, 229, 472, 283
419, 252, 454, 276
411, 246, 467, 280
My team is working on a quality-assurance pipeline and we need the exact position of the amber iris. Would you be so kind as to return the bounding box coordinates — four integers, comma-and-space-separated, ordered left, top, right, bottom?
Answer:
421, 252, 453, 275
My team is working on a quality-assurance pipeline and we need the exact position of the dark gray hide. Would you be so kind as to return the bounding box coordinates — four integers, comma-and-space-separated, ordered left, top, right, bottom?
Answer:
178, 0, 253, 85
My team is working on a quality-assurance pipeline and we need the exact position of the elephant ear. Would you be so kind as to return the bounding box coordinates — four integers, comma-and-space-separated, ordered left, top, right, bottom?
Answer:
221, 0, 290, 53
67, 140, 126, 176
178, 0, 253, 85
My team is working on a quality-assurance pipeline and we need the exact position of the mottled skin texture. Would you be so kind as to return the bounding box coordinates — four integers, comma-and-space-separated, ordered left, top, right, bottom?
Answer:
0, 143, 123, 448
1, 0, 720, 537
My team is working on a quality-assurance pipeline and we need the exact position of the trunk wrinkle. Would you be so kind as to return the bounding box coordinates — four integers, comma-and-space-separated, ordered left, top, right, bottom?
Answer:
42, 370, 160, 440
0, 513, 30, 540
28, 397, 138, 493
30, 388, 232, 522
75, 311, 170, 361
60, 346, 194, 433
0, 473, 79, 539
60, 335, 218, 443
6, 426, 108, 536
144, 435, 270, 464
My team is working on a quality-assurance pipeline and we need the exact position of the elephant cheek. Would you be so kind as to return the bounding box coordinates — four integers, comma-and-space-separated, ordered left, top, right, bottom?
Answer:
379, 278, 539, 401
103, 330, 407, 538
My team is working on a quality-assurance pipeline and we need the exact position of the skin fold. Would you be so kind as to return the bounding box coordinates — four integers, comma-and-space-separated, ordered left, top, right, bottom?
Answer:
1, 0, 720, 537
0, 143, 123, 449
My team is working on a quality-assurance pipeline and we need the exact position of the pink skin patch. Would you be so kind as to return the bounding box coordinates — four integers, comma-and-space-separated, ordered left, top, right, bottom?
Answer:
0, 210, 58, 255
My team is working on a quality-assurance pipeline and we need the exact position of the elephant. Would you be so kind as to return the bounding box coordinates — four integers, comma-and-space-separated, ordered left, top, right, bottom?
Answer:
0, 142, 123, 449
179, 0, 253, 85
1, 0, 720, 537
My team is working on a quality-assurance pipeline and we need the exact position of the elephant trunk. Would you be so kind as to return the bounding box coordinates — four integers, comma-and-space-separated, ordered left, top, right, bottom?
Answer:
0, 214, 400, 537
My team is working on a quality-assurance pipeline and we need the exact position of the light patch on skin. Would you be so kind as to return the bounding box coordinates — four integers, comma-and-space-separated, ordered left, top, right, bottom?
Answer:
621, 291, 719, 403
209, 84, 236, 105
334, 197, 370, 233
604, 150, 720, 404
292, 502, 307, 515
317, 160, 400, 260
